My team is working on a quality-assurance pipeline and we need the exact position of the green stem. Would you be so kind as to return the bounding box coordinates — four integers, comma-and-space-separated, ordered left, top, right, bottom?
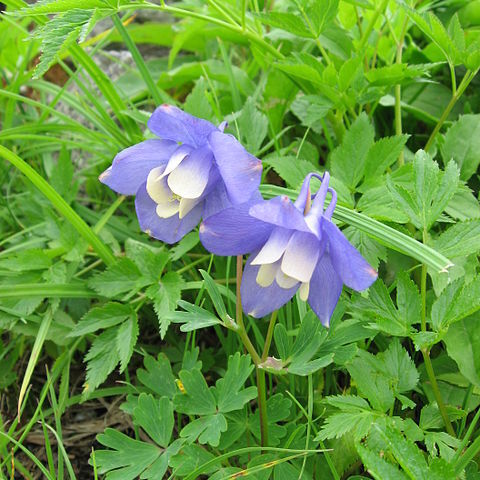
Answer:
261, 310, 278, 361
420, 231, 455, 437
256, 367, 269, 447
0, 146, 116, 266
358, 0, 389, 51
453, 406, 480, 470
111, 14, 166, 105
455, 427, 480, 474
425, 69, 477, 152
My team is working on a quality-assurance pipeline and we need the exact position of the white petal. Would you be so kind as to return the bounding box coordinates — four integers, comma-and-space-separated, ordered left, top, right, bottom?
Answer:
156, 202, 179, 218
251, 228, 292, 265
167, 148, 212, 199
298, 282, 310, 301
146, 166, 174, 204
161, 145, 191, 179
179, 197, 201, 219
281, 231, 319, 283
256, 262, 279, 287
275, 268, 298, 289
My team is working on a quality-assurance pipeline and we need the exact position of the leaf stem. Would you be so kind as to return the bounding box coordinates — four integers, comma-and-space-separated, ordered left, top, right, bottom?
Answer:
256, 367, 269, 447
261, 310, 278, 361
425, 69, 477, 152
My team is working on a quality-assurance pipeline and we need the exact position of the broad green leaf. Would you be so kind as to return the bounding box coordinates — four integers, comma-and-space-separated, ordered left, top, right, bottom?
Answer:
169, 445, 216, 477
357, 443, 409, 480
254, 12, 313, 38
133, 394, 173, 448
274, 323, 292, 360
125, 239, 169, 283
0, 249, 51, 272
184, 77, 216, 123
265, 156, 317, 189
381, 339, 419, 394
88, 258, 147, 298
396, 273, 422, 328
68, 302, 132, 337
388, 150, 459, 230
433, 220, 480, 258
236, 97, 268, 155
137, 353, 176, 399
173, 369, 216, 416
316, 411, 376, 441
347, 351, 395, 412
444, 313, 480, 387
441, 115, 480, 181
307, 0, 339, 36
290, 94, 333, 132
166, 300, 223, 333
84, 328, 120, 396
363, 135, 409, 180
344, 226, 387, 270
370, 419, 430, 480
215, 353, 257, 413
180, 413, 227, 447
19, 0, 114, 14
116, 313, 138, 373
330, 112, 375, 190
365, 64, 428, 86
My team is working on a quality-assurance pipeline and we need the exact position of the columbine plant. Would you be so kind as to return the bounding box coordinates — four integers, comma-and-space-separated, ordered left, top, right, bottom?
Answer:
200, 172, 378, 325
100, 105, 262, 243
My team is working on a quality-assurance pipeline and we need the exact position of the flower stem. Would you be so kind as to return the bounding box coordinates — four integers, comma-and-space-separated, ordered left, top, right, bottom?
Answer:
420, 231, 455, 437
261, 310, 278, 361
256, 367, 269, 447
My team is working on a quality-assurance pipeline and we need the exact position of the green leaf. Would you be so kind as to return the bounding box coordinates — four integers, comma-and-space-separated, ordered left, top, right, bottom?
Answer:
290, 95, 333, 132
344, 227, 387, 270
330, 112, 375, 190
274, 323, 292, 360
199, 269, 227, 322
237, 97, 268, 155
364, 135, 409, 180
19, 0, 113, 14
365, 64, 427, 86
250, 394, 292, 446
441, 115, 480, 181
137, 353, 176, 399
32, 9, 101, 78
444, 313, 480, 387
307, 0, 339, 36
316, 407, 376, 441
433, 220, 480, 258
370, 419, 430, 480
125, 239, 169, 283
381, 339, 419, 394
357, 443, 409, 480
116, 313, 138, 373
254, 12, 313, 38
167, 300, 223, 333
216, 353, 257, 413
173, 368, 216, 416
88, 258, 147, 298
397, 273, 422, 328
184, 77, 216, 123
265, 156, 317, 189
0, 249, 51, 272
169, 445, 216, 477
83, 329, 120, 396
133, 394, 173, 448
347, 351, 395, 412
388, 150, 459, 230
69, 302, 132, 337
180, 414, 227, 447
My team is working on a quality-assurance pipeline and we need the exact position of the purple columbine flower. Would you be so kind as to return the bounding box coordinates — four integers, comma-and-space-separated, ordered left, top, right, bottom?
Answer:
199, 172, 378, 326
99, 105, 262, 243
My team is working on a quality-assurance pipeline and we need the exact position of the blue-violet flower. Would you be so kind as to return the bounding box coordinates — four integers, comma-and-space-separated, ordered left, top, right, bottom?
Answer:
200, 172, 378, 325
99, 105, 262, 243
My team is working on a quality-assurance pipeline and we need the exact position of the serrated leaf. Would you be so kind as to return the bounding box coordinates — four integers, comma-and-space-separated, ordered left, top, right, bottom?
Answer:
441, 114, 480, 181
199, 269, 227, 322
83, 329, 120, 396
316, 410, 376, 440
125, 239, 169, 283
433, 220, 480, 258
173, 369, 216, 416
216, 353, 256, 413
381, 339, 419, 394
69, 302, 132, 337
307, 0, 339, 36
290, 94, 333, 132
137, 353, 176, 399
237, 97, 268, 155
184, 78, 216, 123
19, 0, 113, 15
133, 394, 173, 448
274, 323, 291, 360
364, 135, 409, 180
116, 313, 138, 373
265, 156, 316, 189
169, 445, 216, 477
357, 443, 409, 480
330, 112, 375, 190
396, 273, 422, 328
88, 258, 147, 298
180, 413, 227, 447
167, 300, 222, 333
254, 12, 313, 38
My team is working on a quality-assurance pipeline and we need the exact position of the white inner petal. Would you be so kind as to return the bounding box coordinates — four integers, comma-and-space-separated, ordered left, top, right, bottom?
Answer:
146, 166, 174, 205
275, 268, 299, 289
156, 202, 180, 218
179, 197, 200, 219
298, 282, 310, 301
281, 232, 319, 283
167, 153, 211, 199
161, 146, 191, 179
251, 228, 291, 266
256, 262, 279, 287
